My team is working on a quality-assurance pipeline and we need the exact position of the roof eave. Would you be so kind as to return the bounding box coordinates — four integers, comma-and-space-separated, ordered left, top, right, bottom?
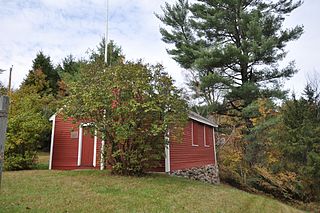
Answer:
188, 114, 218, 128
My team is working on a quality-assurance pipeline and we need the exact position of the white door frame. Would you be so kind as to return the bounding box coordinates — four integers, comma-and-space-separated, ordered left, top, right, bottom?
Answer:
165, 130, 170, 173
77, 124, 97, 167
49, 114, 56, 170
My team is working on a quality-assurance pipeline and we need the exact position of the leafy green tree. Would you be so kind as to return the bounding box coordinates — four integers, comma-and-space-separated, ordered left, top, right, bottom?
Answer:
22, 52, 60, 96
157, 0, 303, 118
5, 86, 51, 170
63, 58, 188, 176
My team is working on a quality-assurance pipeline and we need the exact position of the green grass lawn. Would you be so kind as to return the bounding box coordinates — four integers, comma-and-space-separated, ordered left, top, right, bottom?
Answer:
33, 151, 50, 170
37, 152, 50, 164
0, 169, 303, 213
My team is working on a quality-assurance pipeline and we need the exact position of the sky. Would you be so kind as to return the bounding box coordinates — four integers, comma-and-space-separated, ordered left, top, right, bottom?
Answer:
0, 0, 319, 95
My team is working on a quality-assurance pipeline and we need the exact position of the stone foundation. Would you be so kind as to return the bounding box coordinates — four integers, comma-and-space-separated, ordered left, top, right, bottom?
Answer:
171, 164, 220, 184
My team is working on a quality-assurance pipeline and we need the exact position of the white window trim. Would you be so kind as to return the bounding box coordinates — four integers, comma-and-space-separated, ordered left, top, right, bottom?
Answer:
49, 114, 56, 170
204, 125, 210, 147
191, 121, 199, 147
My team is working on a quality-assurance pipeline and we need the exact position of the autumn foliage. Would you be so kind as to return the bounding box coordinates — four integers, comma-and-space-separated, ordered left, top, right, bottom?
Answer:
63, 59, 188, 176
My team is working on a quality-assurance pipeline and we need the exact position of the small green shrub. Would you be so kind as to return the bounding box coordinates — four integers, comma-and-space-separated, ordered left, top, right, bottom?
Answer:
4, 152, 37, 171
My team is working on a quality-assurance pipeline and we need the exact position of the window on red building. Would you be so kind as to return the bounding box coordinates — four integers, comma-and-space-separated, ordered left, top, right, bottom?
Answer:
192, 121, 198, 146
204, 125, 212, 147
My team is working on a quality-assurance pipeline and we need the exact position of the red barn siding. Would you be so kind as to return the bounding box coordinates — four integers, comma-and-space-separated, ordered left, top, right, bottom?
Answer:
52, 116, 99, 170
51, 115, 217, 172
52, 116, 79, 169
169, 120, 215, 171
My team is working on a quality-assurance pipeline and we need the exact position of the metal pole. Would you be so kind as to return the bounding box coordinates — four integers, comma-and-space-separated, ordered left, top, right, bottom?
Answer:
8, 66, 13, 96
104, 0, 109, 65
0, 96, 9, 189
101, 0, 109, 170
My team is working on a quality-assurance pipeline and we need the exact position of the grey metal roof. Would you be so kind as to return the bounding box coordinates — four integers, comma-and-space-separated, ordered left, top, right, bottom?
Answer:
188, 111, 218, 127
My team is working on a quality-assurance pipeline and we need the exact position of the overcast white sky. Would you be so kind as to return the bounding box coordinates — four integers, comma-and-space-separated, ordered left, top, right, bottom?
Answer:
0, 0, 319, 96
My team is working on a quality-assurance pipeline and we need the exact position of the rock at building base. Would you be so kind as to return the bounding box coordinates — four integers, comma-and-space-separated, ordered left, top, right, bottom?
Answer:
171, 164, 220, 184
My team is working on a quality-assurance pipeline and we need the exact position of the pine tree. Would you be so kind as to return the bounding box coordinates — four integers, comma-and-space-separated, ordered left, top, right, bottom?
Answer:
56, 40, 125, 97
157, 0, 303, 116
56, 54, 80, 76
89, 39, 125, 66
22, 52, 60, 96
276, 82, 320, 201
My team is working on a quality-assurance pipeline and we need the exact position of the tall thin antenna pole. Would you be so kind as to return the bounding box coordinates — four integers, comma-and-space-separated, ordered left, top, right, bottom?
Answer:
101, 0, 109, 171
8, 65, 13, 97
104, 0, 109, 65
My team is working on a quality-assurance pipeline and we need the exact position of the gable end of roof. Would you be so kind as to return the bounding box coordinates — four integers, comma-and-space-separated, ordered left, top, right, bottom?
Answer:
188, 111, 218, 127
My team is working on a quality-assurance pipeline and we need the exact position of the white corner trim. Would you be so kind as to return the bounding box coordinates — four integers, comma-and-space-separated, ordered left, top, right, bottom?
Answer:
49, 114, 56, 170
93, 131, 97, 167
165, 144, 170, 173
213, 128, 218, 167
49, 113, 56, 122
165, 131, 170, 173
77, 125, 83, 166
100, 140, 105, 170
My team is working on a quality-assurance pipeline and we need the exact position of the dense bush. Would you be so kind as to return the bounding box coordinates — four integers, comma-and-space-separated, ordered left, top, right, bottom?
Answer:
4, 87, 51, 170
63, 58, 188, 176
219, 84, 320, 202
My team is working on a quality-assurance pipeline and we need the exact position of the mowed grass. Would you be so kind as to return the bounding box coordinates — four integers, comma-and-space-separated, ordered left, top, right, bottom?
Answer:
0, 170, 303, 213
37, 152, 50, 164
33, 152, 50, 170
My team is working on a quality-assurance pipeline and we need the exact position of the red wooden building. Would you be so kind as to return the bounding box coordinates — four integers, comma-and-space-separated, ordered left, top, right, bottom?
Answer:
49, 112, 218, 172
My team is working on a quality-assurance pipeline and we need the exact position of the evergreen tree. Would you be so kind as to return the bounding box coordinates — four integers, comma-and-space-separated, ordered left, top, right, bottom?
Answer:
20, 52, 59, 149
89, 39, 125, 66
157, 0, 303, 117
55, 54, 83, 97
56, 40, 125, 97
56, 54, 81, 76
157, 1, 307, 198
276, 83, 320, 201
22, 52, 60, 96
